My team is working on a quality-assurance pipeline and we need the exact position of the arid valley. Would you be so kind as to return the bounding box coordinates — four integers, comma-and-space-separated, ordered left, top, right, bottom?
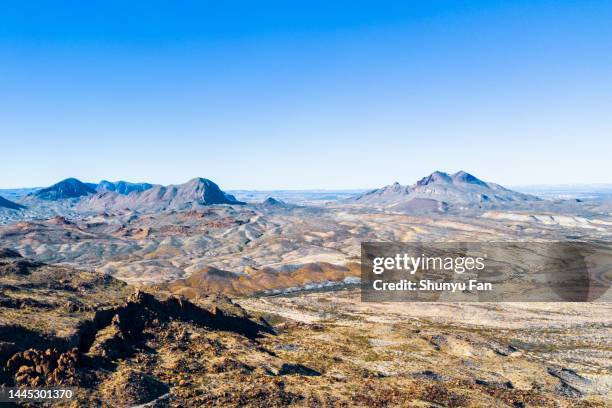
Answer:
0, 172, 610, 407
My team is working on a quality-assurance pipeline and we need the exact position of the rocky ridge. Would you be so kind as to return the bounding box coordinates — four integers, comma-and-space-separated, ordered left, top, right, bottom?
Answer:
349, 170, 540, 212
0, 250, 323, 406
79, 177, 244, 213
96, 180, 154, 195
1, 248, 609, 406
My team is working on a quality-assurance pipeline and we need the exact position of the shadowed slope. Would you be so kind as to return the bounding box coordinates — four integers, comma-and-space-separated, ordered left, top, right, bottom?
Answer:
0, 195, 25, 210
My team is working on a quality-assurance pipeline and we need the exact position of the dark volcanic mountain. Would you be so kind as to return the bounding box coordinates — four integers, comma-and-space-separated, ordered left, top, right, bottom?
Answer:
261, 197, 287, 207
32, 178, 97, 200
256, 197, 295, 211
97, 180, 154, 195
81, 177, 244, 212
349, 171, 540, 212
0, 195, 25, 210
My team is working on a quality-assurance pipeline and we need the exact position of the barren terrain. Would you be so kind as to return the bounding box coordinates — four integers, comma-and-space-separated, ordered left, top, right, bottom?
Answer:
0, 175, 610, 406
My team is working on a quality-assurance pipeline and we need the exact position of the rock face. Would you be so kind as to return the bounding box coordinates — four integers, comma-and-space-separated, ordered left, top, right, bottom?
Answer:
349, 170, 539, 212
7, 347, 80, 387
32, 178, 97, 200
0, 195, 25, 210
81, 177, 244, 212
97, 180, 153, 195
0, 250, 292, 406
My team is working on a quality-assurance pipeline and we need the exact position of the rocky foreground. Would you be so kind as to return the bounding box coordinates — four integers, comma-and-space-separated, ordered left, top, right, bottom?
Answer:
0, 250, 610, 407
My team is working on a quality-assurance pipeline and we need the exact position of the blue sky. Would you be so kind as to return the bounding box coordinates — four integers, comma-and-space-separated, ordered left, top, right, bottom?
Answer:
1, 1, 611, 189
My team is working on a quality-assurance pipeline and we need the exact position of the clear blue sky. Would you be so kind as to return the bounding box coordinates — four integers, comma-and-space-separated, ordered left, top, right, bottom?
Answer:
1, 1, 611, 189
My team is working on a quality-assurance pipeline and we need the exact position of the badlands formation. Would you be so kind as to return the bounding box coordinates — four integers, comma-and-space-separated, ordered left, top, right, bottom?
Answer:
0, 171, 610, 406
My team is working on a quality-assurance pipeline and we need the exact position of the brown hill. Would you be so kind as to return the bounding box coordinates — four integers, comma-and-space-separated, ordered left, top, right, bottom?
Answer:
157, 262, 360, 297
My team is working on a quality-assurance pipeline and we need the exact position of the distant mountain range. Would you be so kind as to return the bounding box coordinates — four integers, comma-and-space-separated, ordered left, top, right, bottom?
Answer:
2, 171, 595, 219
348, 171, 540, 212
25, 178, 155, 201
3, 177, 243, 216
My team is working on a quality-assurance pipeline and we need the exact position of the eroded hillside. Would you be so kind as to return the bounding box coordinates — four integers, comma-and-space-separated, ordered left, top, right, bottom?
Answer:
0, 251, 609, 407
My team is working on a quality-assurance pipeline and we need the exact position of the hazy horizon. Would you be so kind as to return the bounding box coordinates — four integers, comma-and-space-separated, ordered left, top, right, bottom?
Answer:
1, 171, 612, 193
2, 1, 611, 189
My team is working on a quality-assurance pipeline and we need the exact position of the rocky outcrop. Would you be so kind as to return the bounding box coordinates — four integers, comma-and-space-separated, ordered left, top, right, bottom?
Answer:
0, 250, 41, 276
0, 248, 22, 259
84, 290, 274, 361
6, 348, 80, 387
1, 283, 275, 391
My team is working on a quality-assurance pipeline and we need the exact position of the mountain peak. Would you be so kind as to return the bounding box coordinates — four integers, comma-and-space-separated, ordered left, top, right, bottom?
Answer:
263, 197, 282, 205
348, 170, 539, 211
260, 197, 290, 208
180, 178, 244, 205
416, 171, 452, 186
451, 171, 488, 187
185, 177, 215, 187
34, 178, 96, 200
388, 181, 404, 191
